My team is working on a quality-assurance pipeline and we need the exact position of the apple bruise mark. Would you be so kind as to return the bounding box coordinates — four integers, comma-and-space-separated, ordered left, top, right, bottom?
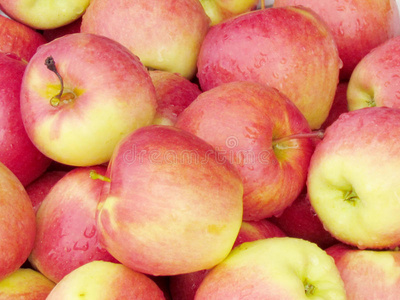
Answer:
44, 56, 76, 107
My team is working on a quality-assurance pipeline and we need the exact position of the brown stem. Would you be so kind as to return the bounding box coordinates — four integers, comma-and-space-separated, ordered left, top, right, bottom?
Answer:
272, 129, 324, 146
45, 56, 64, 107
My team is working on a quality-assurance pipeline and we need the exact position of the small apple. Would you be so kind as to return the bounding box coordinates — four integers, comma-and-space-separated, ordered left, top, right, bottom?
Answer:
81, 0, 210, 79
195, 237, 346, 299
46, 261, 165, 300
0, 268, 55, 300
0, 53, 52, 186
96, 125, 243, 276
149, 70, 202, 126
347, 36, 400, 111
196, 6, 341, 129
0, 15, 46, 63
273, 0, 400, 81
28, 166, 118, 283
20, 33, 157, 167
0, 161, 36, 281
0, 0, 90, 29
176, 81, 315, 220
326, 243, 400, 299
307, 106, 400, 249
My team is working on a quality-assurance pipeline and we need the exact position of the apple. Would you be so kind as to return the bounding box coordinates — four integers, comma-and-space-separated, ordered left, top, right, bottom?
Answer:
321, 82, 349, 130
46, 261, 165, 300
0, 15, 46, 63
20, 32, 157, 167
307, 106, 400, 249
25, 170, 67, 213
0, 0, 90, 29
269, 188, 338, 249
199, 0, 259, 25
149, 70, 202, 126
81, 0, 210, 79
196, 6, 341, 129
42, 17, 82, 42
0, 268, 55, 300
28, 166, 118, 283
175, 81, 315, 221
273, 0, 400, 80
96, 125, 243, 276
195, 237, 346, 299
0, 161, 36, 281
0, 53, 52, 187
169, 219, 286, 300
347, 36, 400, 111
326, 243, 400, 299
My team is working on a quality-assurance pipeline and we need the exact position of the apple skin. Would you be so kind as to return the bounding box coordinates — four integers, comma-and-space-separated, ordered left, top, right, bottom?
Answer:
0, 268, 55, 300
321, 82, 349, 130
0, 15, 46, 63
347, 36, 400, 111
195, 237, 346, 299
196, 6, 341, 129
0, 0, 90, 29
169, 219, 286, 300
175, 81, 315, 221
46, 261, 165, 300
269, 189, 338, 249
326, 243, 400, 300
0, 161, 36, 281
28, 166, 118, 283
81, 0, 210, 79
96, 125, 244, 276
0, 53, 52, 186
149, 70, 202, 126
20, 32, 157, 167
273, 0, 400, 81
307, 107, 400, 250
42, 17, 82, 42
25, 170, 67, 213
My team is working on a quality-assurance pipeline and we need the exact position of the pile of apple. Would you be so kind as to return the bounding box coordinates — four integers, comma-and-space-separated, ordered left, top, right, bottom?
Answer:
2, 0, 400, 299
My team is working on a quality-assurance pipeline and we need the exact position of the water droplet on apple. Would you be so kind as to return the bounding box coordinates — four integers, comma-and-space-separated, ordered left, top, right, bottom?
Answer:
280, 58, 287, 65
384, 81, 391, 87
84, 225, 97, 239
338, 58, 344, 69
73, 241, 89, 252
272, 72, 279, 79
396, 91, 400, 99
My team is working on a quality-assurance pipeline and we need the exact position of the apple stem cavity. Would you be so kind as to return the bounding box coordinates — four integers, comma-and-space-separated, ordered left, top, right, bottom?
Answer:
344, 189, 358, 206
304, 281, 316, 296
45, 56, 76, 107
89, 170, 111, 183
272, 129, 324, 148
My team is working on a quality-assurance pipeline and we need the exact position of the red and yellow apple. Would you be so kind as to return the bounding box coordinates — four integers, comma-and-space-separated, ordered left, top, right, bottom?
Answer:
20, 33, 157, 167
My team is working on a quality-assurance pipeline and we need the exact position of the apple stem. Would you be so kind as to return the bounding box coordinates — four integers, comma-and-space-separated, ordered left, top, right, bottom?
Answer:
45, 56, 64, 107
89, 170, 111, 183
272, 129, 324, 146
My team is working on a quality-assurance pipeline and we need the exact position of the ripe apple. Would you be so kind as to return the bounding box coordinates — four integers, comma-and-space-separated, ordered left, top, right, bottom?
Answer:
199, 0, 259, 25
273, 0, 400, 81
307, 107, 400, 249
149, 70, 202, 126
326, 243, 400, 299
175, 81, 315, 220
81, 0, 210, 79
96, 125, 243, 276
0, 15, 46, 63
20, 32, 157, 167
195, 237, 346, 299
46, 261, 165, 300
270, 189, 338, 249
321, 82, 349, 130
196, 6, 341, 129
0, 161, 36, 281
0, 268, 55, 300
347, 36, 400, 111
169, 219, 286, 300
0, 0, 90, 29
25, 170, 67, 213
0, 53, 52, 187
29, 166, 118, 283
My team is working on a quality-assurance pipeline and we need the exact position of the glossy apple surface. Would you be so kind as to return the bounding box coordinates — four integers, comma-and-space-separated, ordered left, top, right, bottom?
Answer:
0, 162, 36, 281
308, 107, 400, 249
196, 6, 341, 129
274, 0, 400, 80
81, 0, 210, 79
176, 81, 314, 220
20, 33, 157, 167
96, 125, 243, 276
